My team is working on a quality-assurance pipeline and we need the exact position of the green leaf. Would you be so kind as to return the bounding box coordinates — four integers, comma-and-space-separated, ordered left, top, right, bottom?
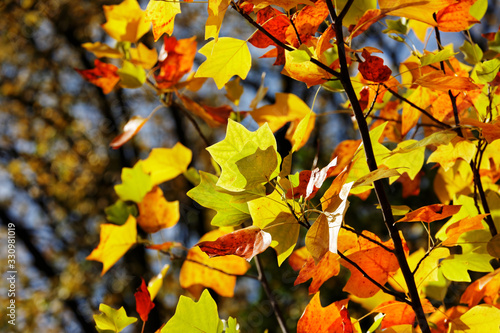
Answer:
225, 317, 239, 333
235, 146, 279, 188
488, 30, 500, 53
336, 0, 377, 27
288, 45, 313, 63
104, 200, 138, 225
441, 253, 493, 282
195, 37, 251, 89
469, 0, 488, 22
93, 304, 137, 333
476, 58, 500, 83
459, 41, 483, 65
383, 18, 408, 35
387, 130, 457, 155
420, 46, 457, 67
187, 171, 251, 227
367, 313, 385, 333
207, 120, 279, 192
160, 289, 224, 333
248, 190, 300, 266
117, 60, 146, 89
114, 161, 153, 203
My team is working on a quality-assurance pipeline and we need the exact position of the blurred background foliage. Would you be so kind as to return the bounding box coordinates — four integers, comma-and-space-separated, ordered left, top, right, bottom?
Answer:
0, 0, 499, 332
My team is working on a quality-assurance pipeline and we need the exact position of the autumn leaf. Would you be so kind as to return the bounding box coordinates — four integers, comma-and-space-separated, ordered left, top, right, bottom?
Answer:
117, 60, 146, 89
155, 36, 197, 90
400, 86, 439, 136
86, 215, 137, 276
195, 38, 251, 89
82, 42, 122, 59
147, 264, 170, 300
373, 300, 434, 329
93, 304, 137, 333
135, 278, 155, 322
145, 0, 181, 41
441, 214, 487, 247
379, 0, 455, 26
180, 229, 250, 298
114, 161, 153, 203
350, 9, 384, 39
205, 0, 230, 40
76, 59, 120, 94
282, 46, 334, 87
287, 157, 337, 200
415, 71, 481, 91
460, 267, 500, 307
396, 204, 461, 223
358, 49, 392, 83
290, 249, 340, 294
137, 186, 179, 233
248, 190, 300, 266
197, 225, 272, 261
110, 116, 148, 149
101, 0, 151, 43
141, 143, 192, 185
448, 304, 500, 332
284, 0, 329, 47
247, 0, 314, 11
462, 117, 500, 143
248, 7, 289, 57
436, 0, 480, 32
297, 293, 350, 333
129, 43, 158, 70
177, 94, 232, 127
160, 289, 224, 333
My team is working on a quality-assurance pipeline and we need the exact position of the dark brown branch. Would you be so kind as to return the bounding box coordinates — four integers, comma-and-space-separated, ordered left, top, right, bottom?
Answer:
329, 2, 431, 332
255, 256, 289, 333
337, 252, 410, 304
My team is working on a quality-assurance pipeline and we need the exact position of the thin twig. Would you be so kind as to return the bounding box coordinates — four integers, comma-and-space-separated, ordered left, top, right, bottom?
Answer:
169, 254, 260, 279
255, 255, 289, 333
171, 100, 210, 147
341, 225, 395, 253
337, 251, 410, 304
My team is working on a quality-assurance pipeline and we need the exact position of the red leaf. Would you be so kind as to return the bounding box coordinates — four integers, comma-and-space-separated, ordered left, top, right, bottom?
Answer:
286, 157, 338, 200
285, 0, 329, 47
396, 204, 461, 223
197, 225, 272, 261
76, 59, 120, 94
297, 293, 349, 333
135, 278, 155, 322
340, 305, 353, 333
155, 36, 197, 89
358, 49, 392, 83
146, 241, 182, 252
110, 116, 148, 149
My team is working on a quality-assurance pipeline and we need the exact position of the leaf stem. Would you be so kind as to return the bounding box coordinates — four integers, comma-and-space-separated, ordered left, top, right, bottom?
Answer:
329, 2, 431, 331
255, 255, 289, 333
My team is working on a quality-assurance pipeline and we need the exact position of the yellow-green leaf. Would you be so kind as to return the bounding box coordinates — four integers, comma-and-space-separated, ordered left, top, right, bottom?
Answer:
195, 38, 251, 89
94, 304, 137, 333
114, 161, 153, 203
118, 60, 146, 89
141, 143, 192, 185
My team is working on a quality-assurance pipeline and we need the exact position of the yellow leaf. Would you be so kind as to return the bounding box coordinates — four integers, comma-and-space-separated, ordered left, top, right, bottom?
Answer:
179, 229, 250, 297
449, 304, 500, 332
248, 0, 314, 11
291, 111, 315, 152
379, 0, 455, 26
137, 186, 179, 233
102, 0, 151, 43
130, 43, 158, 70
195, 38, 251, 89
428, 137, 476, 172
147, 264, 170, 300
205, 0, 230, 40
141, 143, 192, 185
145, 0, 181, 41
86, 216, 137, 276
82, 42, 122, 59
282, 49, 333, 88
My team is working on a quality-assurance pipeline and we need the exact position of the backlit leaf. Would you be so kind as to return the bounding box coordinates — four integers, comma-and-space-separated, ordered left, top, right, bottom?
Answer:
358, 49, 392, 83
205, 0, 230, 40
94, 304, 137, 333
436, 0, 480, 32
141, 143, 192, 185
137, 186, 179, 233
427, 137, 476, 172
448, 304, 500, 332
76, 59, 120, 94
134, 278, 155, 322
147, 264, 170, 300
102, 0, 150, 43
145, 0, 181, 41
117, 60, 146, 89
379, 0, 455, 26
197, 225, 272, 261
82, 42, 122, 59
441, 253, 494, 282
110, 116, 148, 149
373, 300, 434, 329
180, 229, 250, 297
195, 38, 251, 89
461, 116, 500, 143
396, 204, 461, 223
105, 200, 138, 225
160, 289, 224, 333
292, 250, 340, 294
86, 216, 137, 276
415, 71, 480, 91
287, 157, 337, 200
297, 293, 349, 333
114, 161, 153, 203
460, 268, 500, 307
155, 36, 197, 90
129, 43, 158, 70
247, 0, 314, 11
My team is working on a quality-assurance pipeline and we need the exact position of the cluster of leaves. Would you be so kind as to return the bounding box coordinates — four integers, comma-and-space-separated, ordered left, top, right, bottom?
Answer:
79, 0, 500, 332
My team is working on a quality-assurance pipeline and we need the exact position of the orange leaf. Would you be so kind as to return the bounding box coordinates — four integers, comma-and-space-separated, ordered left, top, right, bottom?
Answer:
396, 204, 461, 223
436, 0, 480, 32
396, 172, 422, 198
146, 241, 182, 252
339, 231, 399, 298
350, 9, 384, 38
293, 251, 340, 294
379, 0, 455, 26
285, 0, 329, 47
76, 59, 120, 94
441, 214, 487, 246
358, 49, 392, 83
462, 117, 500, 143
340, 305, 353, 333
197, 225, 272, 261
248, 7, 289, 49
177, 94, 232, 127
297, 293, 349, 333
86, 215, 137, 276
110, 116, 148, 149
155, 36, 197, 90
329, 140, 361, 177
145, 0, 181, 41
135, 278, 155, 322
373, 299, 434, 329
137, 186, 180, 233
460, 268, 500, 307
180, 229, 250, 298
415, 71, 481, 91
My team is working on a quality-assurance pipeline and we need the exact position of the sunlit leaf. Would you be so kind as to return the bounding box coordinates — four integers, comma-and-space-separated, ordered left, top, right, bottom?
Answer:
82, 42, 122, 59
76, 59, 120, 94
147, 264, 170, 300
86, 216, 137, 276
137, 186, 179, 233
102, 0, 150, 43
134, 278, 155, 322
114, 161, 153, 203
436, 0, 480, 32
205, 0, 230, 40
448, 304, 500, 332
379, 0, 455, 26
155, 36, 197, 90
415, 71, 481, 91
358, 49, 392, 83
94, 304, 137, 333
141, 143, 192, 185
297, 293, 349, 333
195, 38, 251, 89
105, 200, 138, 225
396, 204, 461, 223
291, 249, 340, 294
110, 116, 149, 149
145, 0, 181, 41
